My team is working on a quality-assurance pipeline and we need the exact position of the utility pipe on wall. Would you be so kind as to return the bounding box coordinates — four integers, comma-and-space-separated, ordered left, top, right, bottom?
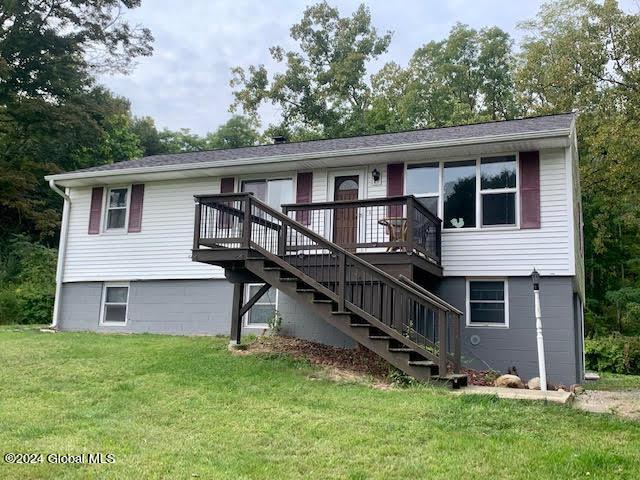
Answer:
48, 179, 71, 329
531, 268, 547, 391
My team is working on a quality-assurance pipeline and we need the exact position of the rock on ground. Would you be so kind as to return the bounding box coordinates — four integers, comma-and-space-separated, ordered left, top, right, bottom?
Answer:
495, 374, 525, 389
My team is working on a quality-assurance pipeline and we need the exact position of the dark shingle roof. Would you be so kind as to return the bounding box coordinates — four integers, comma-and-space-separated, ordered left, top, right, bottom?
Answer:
71, 113, 575, 175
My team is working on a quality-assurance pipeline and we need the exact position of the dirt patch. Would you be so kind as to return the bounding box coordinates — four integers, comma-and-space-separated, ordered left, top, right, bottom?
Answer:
234, 335, 393, 387
574, 390, 640, 420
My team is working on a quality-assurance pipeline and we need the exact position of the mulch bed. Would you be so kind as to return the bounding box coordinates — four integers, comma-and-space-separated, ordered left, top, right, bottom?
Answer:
243, 335, 391, 380
241, 335, 498, 387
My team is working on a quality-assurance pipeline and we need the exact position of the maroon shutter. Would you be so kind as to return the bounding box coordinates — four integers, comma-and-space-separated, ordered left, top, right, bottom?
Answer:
387, 163, 404, 217
219, 178, 235, 228
520, 151, 541, 229
220, 177, 235, 193
295, 172, 313, 225
88, 187, 104, 234
127, 184, 145, 233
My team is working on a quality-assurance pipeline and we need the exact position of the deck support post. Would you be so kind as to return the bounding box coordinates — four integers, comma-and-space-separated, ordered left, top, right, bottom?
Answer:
229, 282, 244, 347
438, 309, 447, 376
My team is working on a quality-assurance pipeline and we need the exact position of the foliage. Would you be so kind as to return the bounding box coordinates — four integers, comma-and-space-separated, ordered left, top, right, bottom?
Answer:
230, 2, 392, 137
517, 0, 640, 335
0, 1, 153, 241
0, 236, 57, 324
267, 309, 283, 334
585, 335, 640, 374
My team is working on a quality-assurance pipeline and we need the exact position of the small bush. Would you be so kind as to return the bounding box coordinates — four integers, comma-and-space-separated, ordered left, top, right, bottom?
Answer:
585, 335, 640, 374
0, 290, 21, 324
0, 235, 56, 324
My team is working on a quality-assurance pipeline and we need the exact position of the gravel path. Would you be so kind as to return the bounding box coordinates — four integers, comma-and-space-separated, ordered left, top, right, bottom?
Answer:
574, 390, 640, 420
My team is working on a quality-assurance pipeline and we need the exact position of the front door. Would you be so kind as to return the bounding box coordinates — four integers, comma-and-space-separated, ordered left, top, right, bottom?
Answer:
333, 175, 359, 248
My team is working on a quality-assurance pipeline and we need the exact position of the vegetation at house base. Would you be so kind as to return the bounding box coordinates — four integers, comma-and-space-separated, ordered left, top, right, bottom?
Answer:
1, 330, 639, 479
0, 0, 639, 351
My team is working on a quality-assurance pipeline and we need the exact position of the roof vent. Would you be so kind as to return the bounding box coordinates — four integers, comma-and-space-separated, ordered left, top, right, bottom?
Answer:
272, 135, 287, 145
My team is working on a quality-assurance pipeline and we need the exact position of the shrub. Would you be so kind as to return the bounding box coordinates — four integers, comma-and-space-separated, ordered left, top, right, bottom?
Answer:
0, 235, 56, 324
585, 335, 640, 374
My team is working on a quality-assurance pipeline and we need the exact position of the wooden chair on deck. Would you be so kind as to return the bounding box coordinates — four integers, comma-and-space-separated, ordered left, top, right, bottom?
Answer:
378, 217, 408, 252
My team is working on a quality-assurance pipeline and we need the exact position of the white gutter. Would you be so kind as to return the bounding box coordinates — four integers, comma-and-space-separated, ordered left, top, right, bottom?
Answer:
49, 179, 71, 329
44, 128, 571, 183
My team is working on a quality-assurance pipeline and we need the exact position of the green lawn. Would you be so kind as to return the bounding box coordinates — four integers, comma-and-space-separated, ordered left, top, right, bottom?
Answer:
1, 327, 639, 479
587, 372, 640, 391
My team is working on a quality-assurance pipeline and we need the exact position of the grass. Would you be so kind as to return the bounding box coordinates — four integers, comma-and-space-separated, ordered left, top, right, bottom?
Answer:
1, 327, 639, 479
587, 372, 640, 391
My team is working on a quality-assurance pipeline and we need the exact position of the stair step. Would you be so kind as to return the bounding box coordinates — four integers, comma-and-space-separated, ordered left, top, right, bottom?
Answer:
312, 299, 333, 304
350, 323, 370, 328
369, 335, 392, 340
279, 277, 298, 282
297, 288, 315, 293
330, 311, 351, 316
388, 347, 413, 353
263, 267, 281, 272
408, 360, 436, 367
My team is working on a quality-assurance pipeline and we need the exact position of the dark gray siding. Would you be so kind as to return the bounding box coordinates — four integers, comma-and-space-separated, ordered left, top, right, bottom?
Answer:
435, 276, 581, 385
58, 280, 354, 346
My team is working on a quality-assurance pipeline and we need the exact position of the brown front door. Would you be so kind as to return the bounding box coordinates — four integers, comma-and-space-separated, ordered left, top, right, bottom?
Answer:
333, 175, 359, 248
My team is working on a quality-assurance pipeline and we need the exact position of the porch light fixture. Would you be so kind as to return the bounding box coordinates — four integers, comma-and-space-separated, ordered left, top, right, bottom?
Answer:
531, 268, 548, 391
371, 168, 380, 182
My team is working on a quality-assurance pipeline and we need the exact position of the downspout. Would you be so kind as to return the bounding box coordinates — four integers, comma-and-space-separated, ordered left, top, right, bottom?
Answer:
49, 179, 71, 329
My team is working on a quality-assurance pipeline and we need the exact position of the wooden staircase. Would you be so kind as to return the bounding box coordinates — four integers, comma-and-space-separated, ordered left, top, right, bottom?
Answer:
192, 193, 467, 388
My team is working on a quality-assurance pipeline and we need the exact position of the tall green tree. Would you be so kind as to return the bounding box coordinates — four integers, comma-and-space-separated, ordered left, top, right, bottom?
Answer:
230, 2, 392, 137
517, 0, 640, 334
0, 0, 153, 240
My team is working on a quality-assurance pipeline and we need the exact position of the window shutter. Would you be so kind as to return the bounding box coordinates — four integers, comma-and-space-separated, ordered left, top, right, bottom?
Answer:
88, 187, 104, 234
295, 171, 313, 225
219, 178, 235, 229
220, 177, 235, 193
387, 163, 404, 217
519, 151, 541, 229
127, 184, 145, 233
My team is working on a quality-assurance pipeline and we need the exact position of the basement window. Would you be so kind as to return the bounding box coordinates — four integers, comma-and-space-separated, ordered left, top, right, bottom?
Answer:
244, 284, 278, 327
100, 283, 129, 325
466, 280, 508, 327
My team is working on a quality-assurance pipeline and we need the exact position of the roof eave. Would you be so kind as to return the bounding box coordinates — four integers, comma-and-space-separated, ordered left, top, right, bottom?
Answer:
45, 127, 571, 183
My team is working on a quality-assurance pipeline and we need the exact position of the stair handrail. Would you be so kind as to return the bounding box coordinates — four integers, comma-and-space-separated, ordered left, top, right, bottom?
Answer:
206, 192, 460, 315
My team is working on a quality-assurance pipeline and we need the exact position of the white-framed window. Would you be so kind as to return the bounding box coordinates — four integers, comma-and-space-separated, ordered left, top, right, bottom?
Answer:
104, 186, 130, 231
480, 155, 517, 227
406, 162, 439, 216
240, 178, 293, 211
244, 284, 278, 328
466, 279, 509, 328
100, 283, 129, 326
404, 153, 519, 230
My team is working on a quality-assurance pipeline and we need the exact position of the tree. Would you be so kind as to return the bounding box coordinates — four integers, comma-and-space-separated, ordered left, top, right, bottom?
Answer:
517, 0, 640, 334
0, 0, 153, 240
205, 116, 261, 149
230, 2, 392, 137
369, 24, 517, 130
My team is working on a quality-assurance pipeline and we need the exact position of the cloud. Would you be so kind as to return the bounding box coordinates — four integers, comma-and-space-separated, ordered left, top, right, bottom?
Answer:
98, 0, 638, 135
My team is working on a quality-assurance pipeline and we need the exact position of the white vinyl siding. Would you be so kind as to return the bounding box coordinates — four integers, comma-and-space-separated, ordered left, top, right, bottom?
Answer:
441, 148, 571, 276
63, 177, 225, 282
61, 148, 573, 282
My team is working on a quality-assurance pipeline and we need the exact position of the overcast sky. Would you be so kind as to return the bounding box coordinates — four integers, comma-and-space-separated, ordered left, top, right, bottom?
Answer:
99, 0, 637, 135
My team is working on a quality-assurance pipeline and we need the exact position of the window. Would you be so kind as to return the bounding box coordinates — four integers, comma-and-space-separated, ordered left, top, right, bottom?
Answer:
406, 163, 439, 215
241, 178, 293, 211
245, 284, 278, 327
443, 160, 476, 229
467, 280, 508, 327
480, 155, 517, 226
105, 187, 129, 230
101, 284, 129, 325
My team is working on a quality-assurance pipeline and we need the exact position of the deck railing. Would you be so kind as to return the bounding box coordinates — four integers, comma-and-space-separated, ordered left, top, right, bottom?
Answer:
193, 193, 460, 373
281, 195, 441, 265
